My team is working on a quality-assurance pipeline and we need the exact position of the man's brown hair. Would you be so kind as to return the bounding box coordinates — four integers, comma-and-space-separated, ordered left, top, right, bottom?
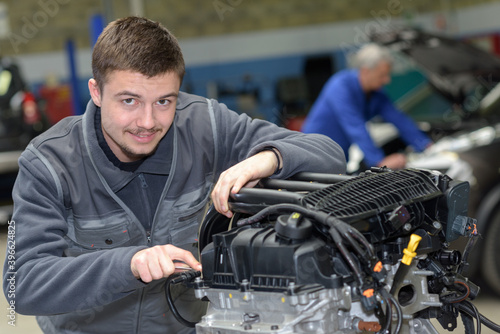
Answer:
92, 16, 185, 90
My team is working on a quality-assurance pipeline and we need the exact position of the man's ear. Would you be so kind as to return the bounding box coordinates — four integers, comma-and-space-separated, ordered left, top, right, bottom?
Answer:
88, 78, 102, 107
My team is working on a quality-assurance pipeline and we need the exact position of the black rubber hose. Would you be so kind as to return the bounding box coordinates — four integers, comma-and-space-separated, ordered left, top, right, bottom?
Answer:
329, 226, 365, 286
379, 288, 402, 334
347, 226, 375, 257
165, 273, 199, 328
334, 219, 374, 258
337, 223, 368, 260
441, 279, 470, 304
468, 300, 481, 334
456, 301, 500, 333
236, 203, 331, 227
388, 293, 403, 334
377, 292, 392, 334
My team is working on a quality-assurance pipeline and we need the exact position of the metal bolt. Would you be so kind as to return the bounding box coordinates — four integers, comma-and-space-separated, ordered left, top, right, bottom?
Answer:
413, 319, 422, 332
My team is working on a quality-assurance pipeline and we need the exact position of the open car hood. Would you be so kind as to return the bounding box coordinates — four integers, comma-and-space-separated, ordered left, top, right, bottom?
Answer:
370, 27, 500, 115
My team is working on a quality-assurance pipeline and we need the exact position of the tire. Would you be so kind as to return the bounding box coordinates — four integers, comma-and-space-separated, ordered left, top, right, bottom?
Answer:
481, 207, 500, 296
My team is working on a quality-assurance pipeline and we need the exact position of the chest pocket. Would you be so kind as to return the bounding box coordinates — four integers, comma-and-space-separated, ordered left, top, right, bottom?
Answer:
169, 190, 210, 254
68, 210, 134, 251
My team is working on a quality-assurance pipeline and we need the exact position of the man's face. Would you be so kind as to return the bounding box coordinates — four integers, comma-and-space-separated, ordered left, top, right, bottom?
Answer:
362, 61, 392, 91
89, 70, 181, 162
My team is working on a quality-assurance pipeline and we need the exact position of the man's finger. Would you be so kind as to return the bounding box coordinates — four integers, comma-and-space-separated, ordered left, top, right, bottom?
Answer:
166, 245, 203, 271
178, 253, 202, 271
147, 256, 165, 281
157, 248, 176, 278
133, 254, 153, 283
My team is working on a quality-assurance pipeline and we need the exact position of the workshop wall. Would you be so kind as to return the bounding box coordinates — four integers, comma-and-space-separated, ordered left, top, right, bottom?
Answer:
0, 0, 497, 55
1, 0, 500, 123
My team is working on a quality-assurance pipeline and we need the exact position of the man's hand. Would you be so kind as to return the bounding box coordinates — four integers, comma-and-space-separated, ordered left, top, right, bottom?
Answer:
377, 153, 407, 170
212, 149, 281, 218
130, 244, 202, 283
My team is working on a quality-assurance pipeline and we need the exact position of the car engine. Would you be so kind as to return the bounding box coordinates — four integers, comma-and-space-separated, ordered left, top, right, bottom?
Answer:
167, 168, 500, 333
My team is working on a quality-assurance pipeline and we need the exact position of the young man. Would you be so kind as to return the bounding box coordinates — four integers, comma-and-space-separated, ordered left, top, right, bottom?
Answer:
302, 43, 432, 170
2, 17, 346, 333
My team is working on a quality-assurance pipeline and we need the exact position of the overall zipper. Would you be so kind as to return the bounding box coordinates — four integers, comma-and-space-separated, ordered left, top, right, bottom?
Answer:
135, 121, 178, 331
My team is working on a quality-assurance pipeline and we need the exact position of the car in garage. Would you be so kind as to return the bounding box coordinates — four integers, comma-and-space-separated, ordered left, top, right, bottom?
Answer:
367, 27, 500, 296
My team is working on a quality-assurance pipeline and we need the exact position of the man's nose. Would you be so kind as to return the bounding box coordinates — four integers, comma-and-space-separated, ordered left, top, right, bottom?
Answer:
137, 106, 155, 129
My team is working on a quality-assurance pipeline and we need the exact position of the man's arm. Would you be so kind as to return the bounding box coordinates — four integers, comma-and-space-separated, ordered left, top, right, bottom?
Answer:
211, 149, 281, 218
378, 94, 432, 152
209, 100, 346, 218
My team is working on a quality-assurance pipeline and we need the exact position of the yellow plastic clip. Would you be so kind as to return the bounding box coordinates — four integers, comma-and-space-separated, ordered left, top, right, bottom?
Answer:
401, 234, 422, 266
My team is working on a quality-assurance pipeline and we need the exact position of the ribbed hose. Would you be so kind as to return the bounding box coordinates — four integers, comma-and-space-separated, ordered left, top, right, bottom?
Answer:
461, 311, 477, 334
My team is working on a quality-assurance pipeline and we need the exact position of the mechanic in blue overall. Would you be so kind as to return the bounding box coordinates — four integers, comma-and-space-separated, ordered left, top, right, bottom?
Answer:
302, 43, 431, 170
2, 17, 346, 333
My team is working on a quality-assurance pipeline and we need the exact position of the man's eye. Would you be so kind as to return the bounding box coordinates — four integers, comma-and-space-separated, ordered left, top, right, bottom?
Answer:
123, 98, 135, 105
157, 99, 169, 106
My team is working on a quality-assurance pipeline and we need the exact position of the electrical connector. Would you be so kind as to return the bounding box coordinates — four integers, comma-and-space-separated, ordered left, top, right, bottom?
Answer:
170, 270, 201, 285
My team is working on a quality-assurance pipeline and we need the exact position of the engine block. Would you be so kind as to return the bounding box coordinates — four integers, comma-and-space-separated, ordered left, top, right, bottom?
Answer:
183, 168, 486, 333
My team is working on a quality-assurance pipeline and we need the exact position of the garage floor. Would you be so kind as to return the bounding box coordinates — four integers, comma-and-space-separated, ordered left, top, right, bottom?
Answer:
1, 227, 500, 334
